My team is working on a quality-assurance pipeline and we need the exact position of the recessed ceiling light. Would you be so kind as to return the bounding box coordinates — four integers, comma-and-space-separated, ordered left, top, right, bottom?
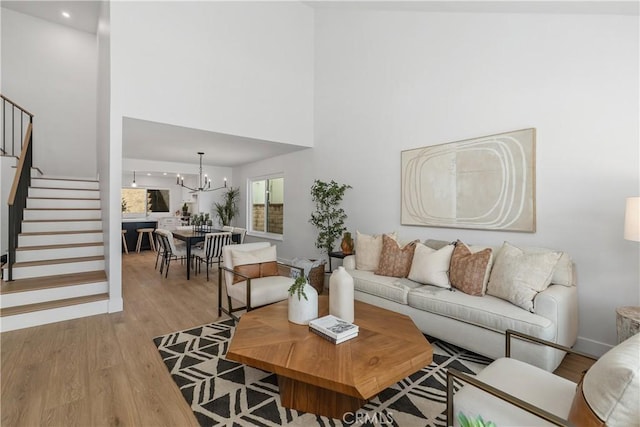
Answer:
147, 173, 151, 176
163, 172, 167, 176
62, 11, 70, 18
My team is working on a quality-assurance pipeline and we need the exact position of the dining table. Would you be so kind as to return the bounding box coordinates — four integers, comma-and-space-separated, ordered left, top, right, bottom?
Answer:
171, 228, 241, 280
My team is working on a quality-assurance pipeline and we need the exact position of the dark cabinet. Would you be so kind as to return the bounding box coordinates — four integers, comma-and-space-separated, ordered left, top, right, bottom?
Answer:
122, 221, 157, 252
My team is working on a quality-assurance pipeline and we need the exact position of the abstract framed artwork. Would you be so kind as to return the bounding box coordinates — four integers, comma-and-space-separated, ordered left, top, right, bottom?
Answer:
401, 128, 536, 232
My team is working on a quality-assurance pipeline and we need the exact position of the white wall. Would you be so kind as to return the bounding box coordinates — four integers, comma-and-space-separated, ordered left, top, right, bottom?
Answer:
309, 9, 638, 354
1, 8, 97, 177
110, 1, 314, 147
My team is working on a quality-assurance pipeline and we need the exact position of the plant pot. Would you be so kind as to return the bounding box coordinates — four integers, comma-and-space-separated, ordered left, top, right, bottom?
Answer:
288, 282, 318, 325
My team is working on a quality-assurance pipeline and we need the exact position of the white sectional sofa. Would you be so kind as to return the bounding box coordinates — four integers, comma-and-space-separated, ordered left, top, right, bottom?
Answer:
342, 237, 578, 372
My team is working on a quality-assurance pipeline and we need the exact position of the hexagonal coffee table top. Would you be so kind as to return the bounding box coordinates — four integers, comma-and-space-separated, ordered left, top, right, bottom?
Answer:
226, 295, 432, 417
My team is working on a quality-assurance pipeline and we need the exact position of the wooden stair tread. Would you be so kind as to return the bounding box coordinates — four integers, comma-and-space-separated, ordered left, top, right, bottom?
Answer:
0, 293, 109, 317
1, 270, 107, 294
30, 186, 99, 191
36, 177, 98, 183
13, 256, 104, 268
20, 230, 102, 236
23, 219, 101, 223
27, 197, 100, 200
25, 208, 100, 211
16, 242, 104, 251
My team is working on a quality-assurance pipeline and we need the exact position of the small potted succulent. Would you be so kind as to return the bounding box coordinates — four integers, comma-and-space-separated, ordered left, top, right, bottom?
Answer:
288, 275, 318, 325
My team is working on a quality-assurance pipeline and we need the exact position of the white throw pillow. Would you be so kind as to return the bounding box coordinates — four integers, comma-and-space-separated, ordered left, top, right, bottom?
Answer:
230, 245, 277, 266
487, 242, 561, 312
355, 231, 396, 271
408, 243, 455, 288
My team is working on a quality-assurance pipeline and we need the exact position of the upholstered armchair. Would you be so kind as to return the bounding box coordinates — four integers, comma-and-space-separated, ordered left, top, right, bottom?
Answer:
447, 330, 639, 427
218, 242, 302, 320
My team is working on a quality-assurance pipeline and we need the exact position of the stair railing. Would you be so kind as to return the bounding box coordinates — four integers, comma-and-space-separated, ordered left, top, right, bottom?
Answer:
3, 95, 34, 281
1, 94, 34, 158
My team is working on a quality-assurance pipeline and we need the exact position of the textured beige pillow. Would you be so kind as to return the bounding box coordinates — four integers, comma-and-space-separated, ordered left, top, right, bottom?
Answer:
355, 231, 396, 271
375, 235, 417, 278
578, 334, 639, 426
408, 243, 455, 288
487, 242, 561, 312
449, 240, 493, 296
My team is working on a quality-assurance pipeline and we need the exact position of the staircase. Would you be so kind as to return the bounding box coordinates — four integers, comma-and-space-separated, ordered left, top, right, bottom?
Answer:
1, 174, 109, 332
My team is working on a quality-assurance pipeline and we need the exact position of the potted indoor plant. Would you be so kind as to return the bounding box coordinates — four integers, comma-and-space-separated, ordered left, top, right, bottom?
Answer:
214, 187, 240, 227
288, 275, 318, 325
309, 180, 352, 264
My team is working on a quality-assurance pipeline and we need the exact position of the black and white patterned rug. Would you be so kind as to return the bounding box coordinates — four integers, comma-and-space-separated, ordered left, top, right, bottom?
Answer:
153, 318, 491, 427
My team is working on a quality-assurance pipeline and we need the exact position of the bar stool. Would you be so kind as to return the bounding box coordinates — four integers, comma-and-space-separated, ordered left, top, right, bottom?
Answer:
136, 228, 156, 253
121, 229, 129, 254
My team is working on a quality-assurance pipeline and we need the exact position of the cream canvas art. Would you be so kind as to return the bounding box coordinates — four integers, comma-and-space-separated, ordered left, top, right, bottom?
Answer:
401, 128, 536, 232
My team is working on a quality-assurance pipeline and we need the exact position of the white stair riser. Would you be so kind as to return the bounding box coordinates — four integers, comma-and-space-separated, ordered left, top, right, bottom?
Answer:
16, 245, 104, 263
29, 188, 99, 199
10, 259, 106, 280
1, 282, 108, 308
31, 178, 99, 190
22, 220, 102, 233
19, 232, 103, 247
27, 198, 101, 209
0, 300, 109, 332
23, 209, 101, 221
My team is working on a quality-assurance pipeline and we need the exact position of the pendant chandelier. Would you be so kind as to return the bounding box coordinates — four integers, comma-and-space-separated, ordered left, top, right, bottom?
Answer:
177, 152, 227, 192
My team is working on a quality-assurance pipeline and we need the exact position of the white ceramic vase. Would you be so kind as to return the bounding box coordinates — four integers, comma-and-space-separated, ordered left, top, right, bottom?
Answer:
329, 266, 355, 323
288, 282, 319, 325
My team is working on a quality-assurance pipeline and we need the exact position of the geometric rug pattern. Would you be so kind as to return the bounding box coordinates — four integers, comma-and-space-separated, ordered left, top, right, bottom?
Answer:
153, 318, 492, 427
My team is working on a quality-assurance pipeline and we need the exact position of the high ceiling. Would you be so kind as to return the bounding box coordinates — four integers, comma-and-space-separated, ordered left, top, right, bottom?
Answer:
4, 0, 637, 170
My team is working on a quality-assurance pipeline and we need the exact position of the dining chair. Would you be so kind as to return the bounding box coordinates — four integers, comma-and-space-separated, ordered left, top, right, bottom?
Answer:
192, 232, 232, 281
156, 229, 188, 278
232, 227, 247, 244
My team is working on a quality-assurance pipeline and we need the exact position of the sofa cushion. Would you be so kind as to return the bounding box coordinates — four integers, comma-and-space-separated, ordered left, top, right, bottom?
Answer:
407, 285, 554, 339
227, 275, 294, 308
577, 334, 640, 426
408, 243, 455, 288
355, 231, 396, 271
348, 268, 422, 305
449, 240, 493, 296
375, 235, 418, 278
487, 242, 561, 312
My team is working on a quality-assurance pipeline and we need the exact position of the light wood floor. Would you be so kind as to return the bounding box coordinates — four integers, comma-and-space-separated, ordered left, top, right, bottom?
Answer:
1, 251, 594, 426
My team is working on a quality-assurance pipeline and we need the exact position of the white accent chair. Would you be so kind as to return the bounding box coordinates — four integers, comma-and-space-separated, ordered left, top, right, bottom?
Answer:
218, 242, 302, 320
447, 330, 639, 427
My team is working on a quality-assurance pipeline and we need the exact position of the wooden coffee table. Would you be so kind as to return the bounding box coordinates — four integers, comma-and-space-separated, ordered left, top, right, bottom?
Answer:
226, 296, 433, 419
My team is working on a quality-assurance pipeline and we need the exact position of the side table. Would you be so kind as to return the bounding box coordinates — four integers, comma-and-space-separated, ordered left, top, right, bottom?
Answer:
328, 251, 353, 272
616, 306, 640, 344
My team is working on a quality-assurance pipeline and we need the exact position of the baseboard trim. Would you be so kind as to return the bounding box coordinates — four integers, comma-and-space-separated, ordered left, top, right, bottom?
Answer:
574, 336, 613, 358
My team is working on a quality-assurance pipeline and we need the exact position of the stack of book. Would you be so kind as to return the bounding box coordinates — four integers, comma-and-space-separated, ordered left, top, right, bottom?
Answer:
309, 315, 359, 344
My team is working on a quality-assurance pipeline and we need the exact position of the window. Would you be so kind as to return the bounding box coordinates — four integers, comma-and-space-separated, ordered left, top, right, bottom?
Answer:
248, 175, 284, 239
121, 188, 170, 214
